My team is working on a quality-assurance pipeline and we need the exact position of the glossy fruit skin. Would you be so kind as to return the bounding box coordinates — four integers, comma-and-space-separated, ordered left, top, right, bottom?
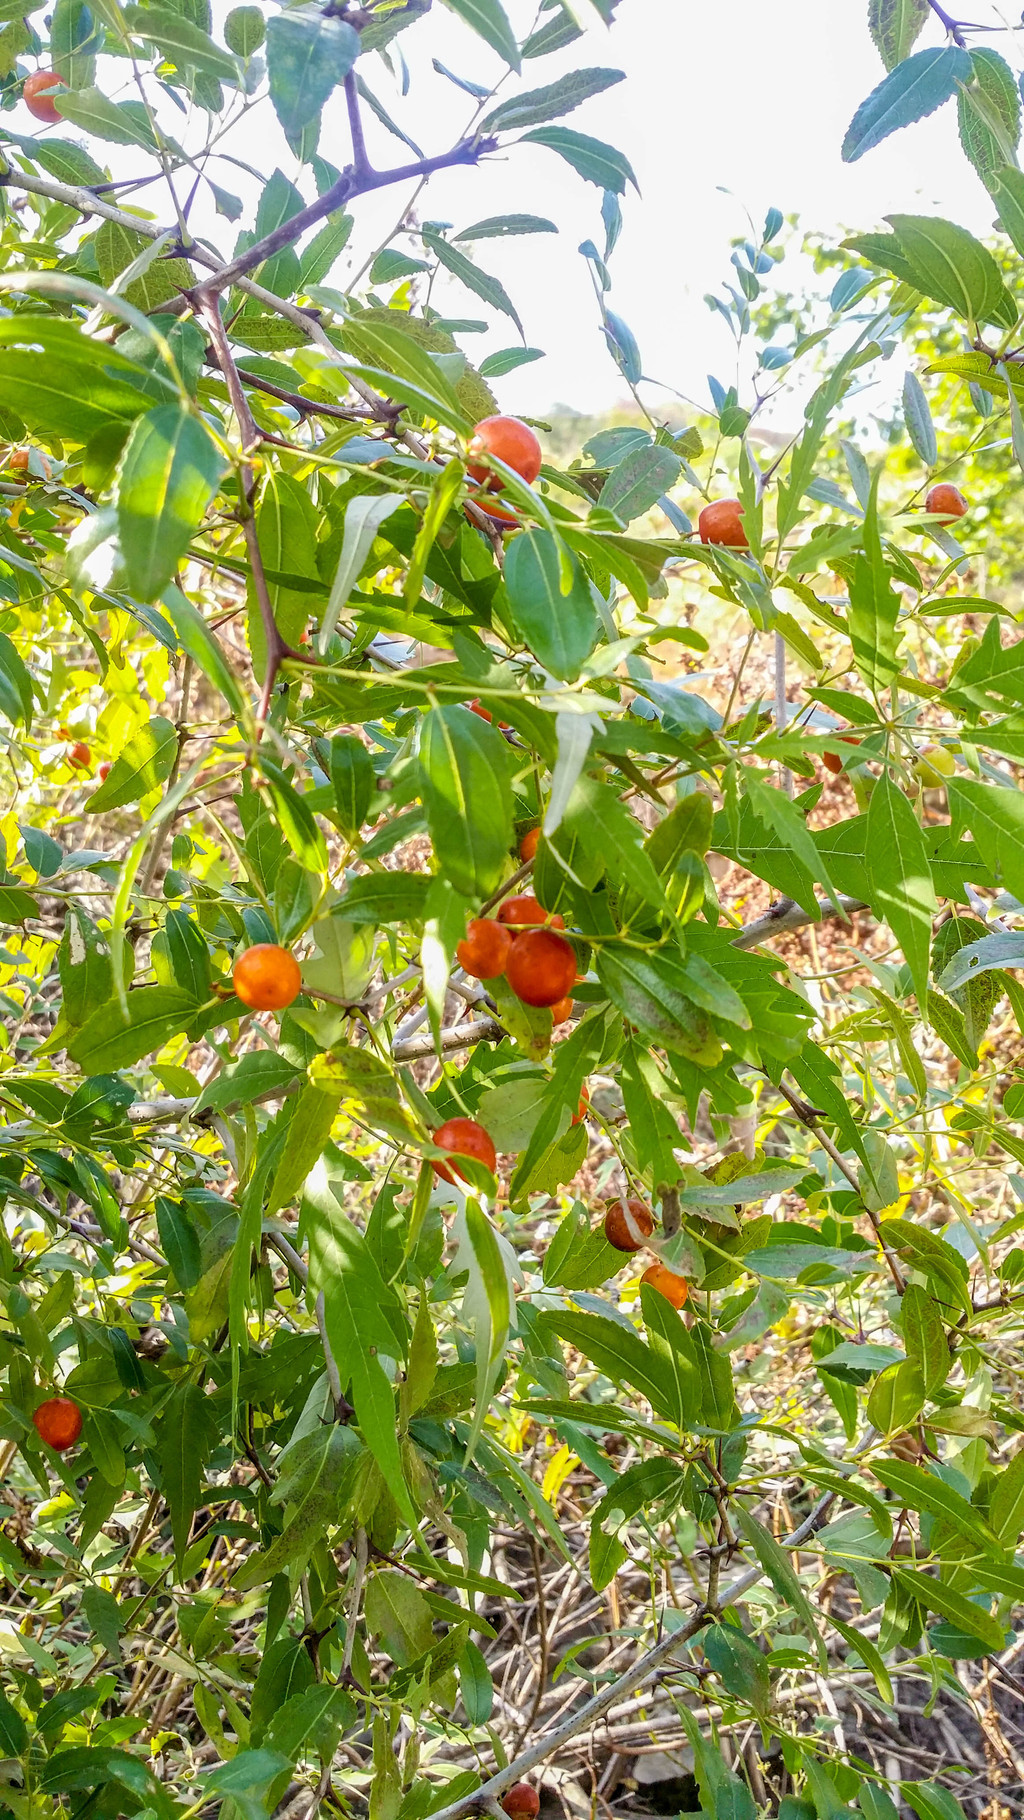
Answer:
496, 894, 564, 931
505, 928, 577, 1008
232, 943, 302, 1011
501, 1787, 540, 1820
24, 70, 67, 123
468, 416, 542, 488
913, 744, 956, 788
456, 918, 511, 981
8, 448, 29, 471
520, 827, 541, 864
604, 1197, 655, 1253
699, 498, 748, 548
925, 482, 967, 524
98, 761, 111, 781
432, 1116, 497, 1185
640, 1262, 689, 1308
68, 742, 91, 769
33, 1396, 82, 1451
551, 995, 573, 1025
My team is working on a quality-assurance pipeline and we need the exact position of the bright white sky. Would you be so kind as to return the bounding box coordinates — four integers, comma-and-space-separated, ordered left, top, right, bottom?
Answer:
24, 0, 1017, 418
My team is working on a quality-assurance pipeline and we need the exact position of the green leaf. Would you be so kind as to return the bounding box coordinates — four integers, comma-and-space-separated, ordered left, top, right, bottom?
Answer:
250, 470, 321, 675
504, 528, 599, 680
902, 369, 937, 466
868, 0, 929, 71
418, 703, 513, 899
865, 774, 937, 1009
51, 0, 102, 89
947, 778, 1024, 905
865, 1359, 925, 1432
903, 1787, 969, 1820
480, 67, 623, 132
124, 4, 240, 82
421, 229, 524, 335
597, 944, 722, 1067
224, 5, 265, 55
67, 986, 199, 1075
116, 406, 225, 602
439, 0, 520, 72
900, 1283, 951, 1394
989, 1446, 1024, 1545
543, 1307, 691, 1428
259, 758, 328, 873
886, 212, 1016, 329
542, 1201, 622, 1291
958, 48, 1020, 186
318, 494, 403, 652
155, 1383, 217, 1569
458, 1639, 493, 1723
365, 1570, 434, 1665
0, 628, 33, 729
872, 1458, 999, 1548
266, 5, 360, 150
266, 1083, 340, 1217
891, 1568, 1004, 1652
479, 345, 546, 377
702, 1623, 771, 1716
88, 716, 176, 811
734, 1508, 826, 1667
522, 124, 638, 193
745, 773, 841, 916
599, 442, 682, 525
55, 86, 159, 148
0, 1688, 27, 1755
842, 46, 973, 162
154, 1195, 202, 1290
456, 214, 557, 240
326, 734, 375, 840
342, 312, 467, 424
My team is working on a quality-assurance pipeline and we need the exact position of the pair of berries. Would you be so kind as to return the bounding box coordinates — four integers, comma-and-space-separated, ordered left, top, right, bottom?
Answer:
697, 481, 969, 551
603, 1198, 689, 1307
457, 895, 577, 1013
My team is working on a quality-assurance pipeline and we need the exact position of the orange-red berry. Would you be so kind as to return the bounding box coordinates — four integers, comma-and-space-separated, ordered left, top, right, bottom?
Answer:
24, 70, 66, 124
698, 498, 748, 548
232, 943, 302, 1011
431, 1116, 497, 1185
32, 1396, 82, 1451
925, 482, 967, 524
505, 928, 577, 1008
496, 894, 564, 931
456, 918, 512, 981
640, 1263, 689, 1308
501, 1788, 540, 1820
604, 1197, 655, 1253
98, 760, 112, 781
520, 827, 541, 863
468, 416, 542, 488
550, 995, 574, 1025
69, 742, 91, 770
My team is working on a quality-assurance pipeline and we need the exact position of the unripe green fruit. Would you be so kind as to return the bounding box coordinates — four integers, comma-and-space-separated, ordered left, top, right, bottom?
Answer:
912, 745, 955, 789
224, 6, 264, 55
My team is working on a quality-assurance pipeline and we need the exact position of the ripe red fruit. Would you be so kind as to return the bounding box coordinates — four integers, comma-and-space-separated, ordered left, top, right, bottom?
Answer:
456, 918, 511, 981
505, 928, 577, 1008
698, 498, 748, 548
550, 995, 573, 1025
232, 943, 302, 1011
8, 448, 29, 472
640, 1263, 689, 1308
468, 699, 510, 732
519, 827, 541, 863
501, 1787, 540, 1820
98, 760, 111, 782
572, 1083, 590, 1126
68, 741, 91, 770
24, 70, 67, 123
32, 1396, 82, 1451
468, 416, 542, 488
604, 1197, 655, 1253
925, 482, 967, 524
496, 894, 564, 931
432, 1116, 497, 1185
